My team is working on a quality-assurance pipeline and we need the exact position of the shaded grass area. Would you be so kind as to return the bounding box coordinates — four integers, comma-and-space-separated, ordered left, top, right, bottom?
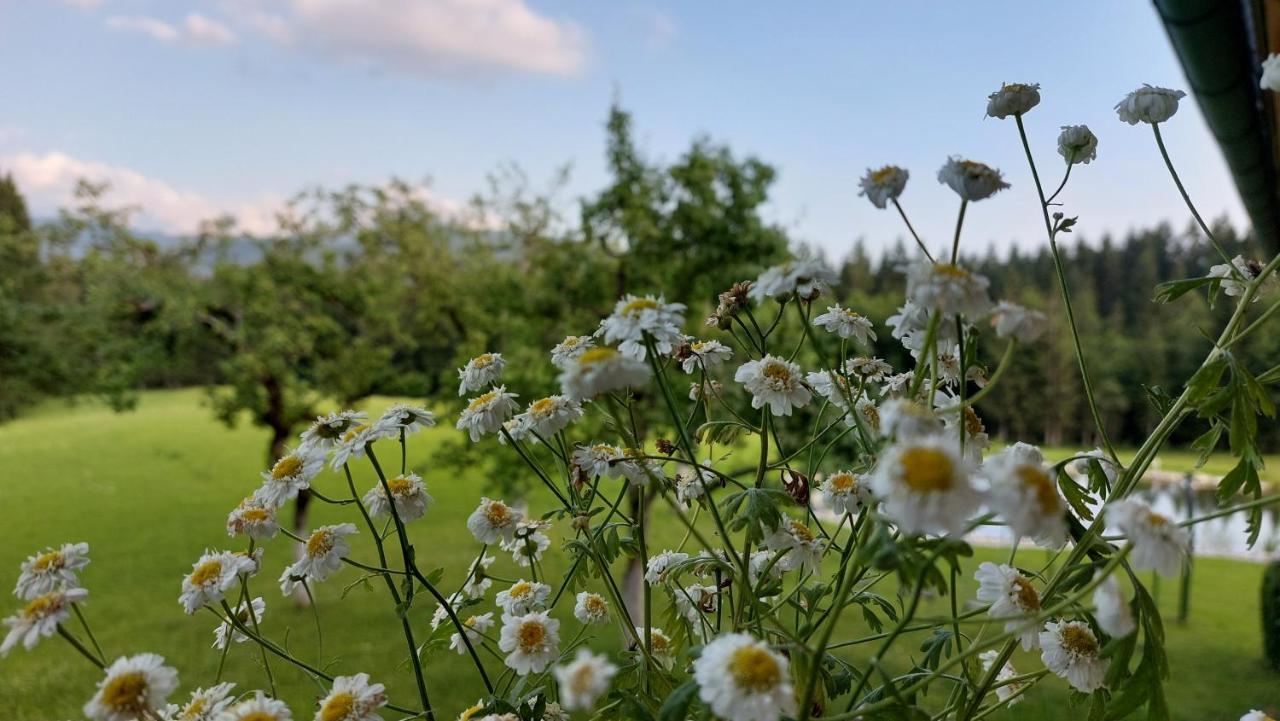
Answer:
1, 389, 1277, 720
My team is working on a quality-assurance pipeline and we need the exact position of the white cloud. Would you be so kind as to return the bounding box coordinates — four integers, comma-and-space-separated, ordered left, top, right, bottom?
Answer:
106, 13, 238, 47
4, 152, 278, 235
228, 0, 586, 78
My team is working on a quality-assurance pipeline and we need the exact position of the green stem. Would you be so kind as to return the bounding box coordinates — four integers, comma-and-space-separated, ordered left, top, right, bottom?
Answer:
1151, 123, 1234, 267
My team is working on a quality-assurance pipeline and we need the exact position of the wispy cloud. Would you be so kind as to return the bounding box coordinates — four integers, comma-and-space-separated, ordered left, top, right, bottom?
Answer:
225, 0, 587, 79
106, 13, 238, 47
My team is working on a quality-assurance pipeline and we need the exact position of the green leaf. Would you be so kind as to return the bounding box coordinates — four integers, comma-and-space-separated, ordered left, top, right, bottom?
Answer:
657, 680, 699, 721
1189, 424, 1222, 469
1153, 276, 1216, 303
1058, 469, 1096, 522
1185, 357, 1228, 406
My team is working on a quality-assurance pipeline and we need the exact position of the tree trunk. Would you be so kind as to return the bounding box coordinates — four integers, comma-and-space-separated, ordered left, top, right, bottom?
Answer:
621, 487, 654, 630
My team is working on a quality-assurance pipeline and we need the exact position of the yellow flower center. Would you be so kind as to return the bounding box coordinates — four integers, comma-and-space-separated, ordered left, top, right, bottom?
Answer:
561, 336, 583, 349
100, 671, 149, 714
33, 550, 63, 571
899, 447, 954, 492
830, 472, 857, 492
340, 424, 370, 444
239, 712, 278, 721
621, 298, 661, 316
569, 664, 597, 695
578, 347, 619, 366
860, 404, 880, 431
649, 631, 669, 653
762, 362, 793, 385
467, 390, 499, 412
963, 407, 985, 438
459, 702, 485, 721
318, 692, 356, 721
517, 621, 546, 651
387, 476, 414, 495
464, 615, 479, 628
841, 309, 863, 320
870, 166, 898, 183
1011, 577, 1041, 611
189, 559, 223, 587
271, 455, 303, 480
22, 591, 62, 618
729, 645, 782, 692
472, 353, 495, 368
530, 397, 557, 416
483, 501, 510, 526
934, 263, 972, 280
584, 595, 606, 614
1147, 511, 1170, 528
181, 697, 207, 719
788, 520, 815, 542
1060, 625, 1098, 656
509, 581, 532, 598
240, 507, 271, 523
307, 531, 334, 557
1015, 466, 1061, 516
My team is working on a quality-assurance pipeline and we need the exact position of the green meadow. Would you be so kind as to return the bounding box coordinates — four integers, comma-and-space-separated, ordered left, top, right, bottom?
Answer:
1, 389, 1277, 720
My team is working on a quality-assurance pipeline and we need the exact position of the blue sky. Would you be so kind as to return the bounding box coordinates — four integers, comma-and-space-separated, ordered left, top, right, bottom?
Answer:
0, 0, 1247, 258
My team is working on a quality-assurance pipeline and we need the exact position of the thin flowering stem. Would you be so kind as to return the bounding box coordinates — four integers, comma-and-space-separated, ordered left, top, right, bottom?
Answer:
214, 618, 233, 682
301, 578, 323, 661
950, 198, 968, 265
1150, 123, 1235, 268
892, 198, 936, 262
56, 624, 105, 669
1044, 162, 1072, 205
70, 603, 105, 664
1013, 113, 1119, 461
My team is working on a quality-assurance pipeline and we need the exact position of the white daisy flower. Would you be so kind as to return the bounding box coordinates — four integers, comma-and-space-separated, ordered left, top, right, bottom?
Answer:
1209, 255, 1268, 299
466, 498, 522, 544
498, 611, 561, 675
735, 355, 812, 416
983, 446, 1068, 548
315, 673, 387, 721
853, 398, 881, 434
1264, 53, 1280, 91
463, 555, 495, 599
330, 420, 388, 471
870, 435, 982, 536
763, 518, 824, 573
974, 562, 1043, 650
279, 524, 358, 594
617, 447, 665, 486
820, 470, 872, 516
882, 371, 914, 397
1, 586, 88, 656
220, 692, 293, 721
598, 294, 686, 360
554, 649, 619, 711
374, 403, 436, 436
573, 592, 609, 625
166, 682, 236, 721
226, 497, 280, 540
748, 250, 838, 303
1106, 499, 1189, 577
496, 579, 551, 616
363, 473, 433, 523
806, 368, 856, 410
180, 551, 256, 615
1039, 619, 1109, 693
1115, 85, 1186, 125
14, 541, 90, 599
986, 82, 1041, 119
978, 650, 1026, 706
1242, 711, 1277, 721
299, 411, 366, 454
513, 395, 583, 440
858, 165, 909, 209
674, 467, 710, 507
878, 399, 945, 440
457, 700, 487, 721
541, 701, 569, 721
212, 597, 265, 649
256, 446, 325, 509
640, 626, 676, 670
458, 353, 506, 396
83, 653, 180, 721
457, 387, 520, 442
429, 592, 464, 631
572, 443, 623, 480
450, 612, 495, 655
846, 356, 891, 382
1057, 125, 1098, 165
674, 583, 718, 629
645, 550, 690, 585
1071, 447, 1121, 485
905, 260, 993, 317
693, 633, 795, 721
749, 550, 783, 586
500, 519, 551, 567
551, 335, 595, 368
1093, 572, 1135, 638
559, 347, 651, 400
937, 157, 1010, 202
679, 339, 734, 374
989, 301, 1046, 342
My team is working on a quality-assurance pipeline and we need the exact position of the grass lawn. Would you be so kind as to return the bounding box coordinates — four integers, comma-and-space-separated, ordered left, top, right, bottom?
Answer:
1, 389, 1278, 720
